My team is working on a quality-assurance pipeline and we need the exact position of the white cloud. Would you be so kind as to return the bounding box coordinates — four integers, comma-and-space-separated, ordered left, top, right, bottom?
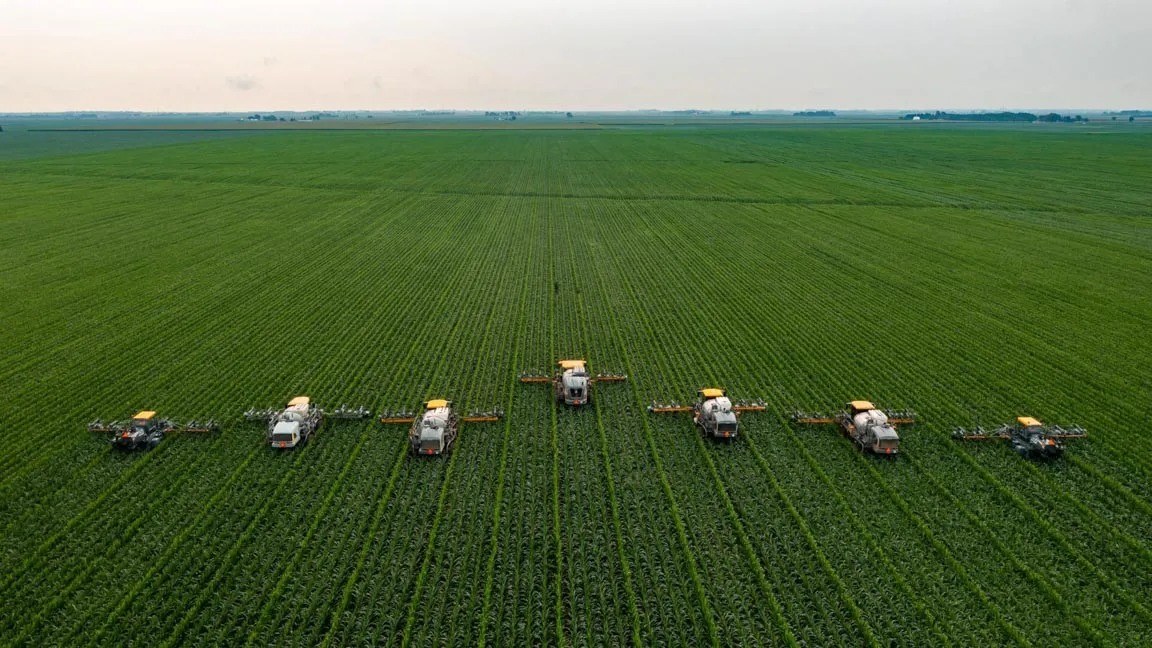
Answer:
226, 75, 259, 91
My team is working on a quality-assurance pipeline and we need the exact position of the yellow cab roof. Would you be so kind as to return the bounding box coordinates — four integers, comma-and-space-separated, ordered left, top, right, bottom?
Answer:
558, 359, 586, 369
699, 388, 725, 398
426, 399, 449, 409
287, 396, 310, 407
1018, 416, 1043, 427
133, 410, 156, 420
850, 400, 876, 411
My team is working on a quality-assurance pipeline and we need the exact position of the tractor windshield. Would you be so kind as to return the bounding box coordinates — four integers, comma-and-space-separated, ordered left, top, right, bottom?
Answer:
271, 431, 295, 442
568, 387, 583, 398
718, 422, 737, 434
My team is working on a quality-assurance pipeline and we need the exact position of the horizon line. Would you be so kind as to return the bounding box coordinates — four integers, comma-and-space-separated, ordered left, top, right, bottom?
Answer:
1, 107, 1136, 116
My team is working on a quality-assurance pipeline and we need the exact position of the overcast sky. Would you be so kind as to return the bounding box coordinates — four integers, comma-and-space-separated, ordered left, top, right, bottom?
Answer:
1, 0, 1148, 112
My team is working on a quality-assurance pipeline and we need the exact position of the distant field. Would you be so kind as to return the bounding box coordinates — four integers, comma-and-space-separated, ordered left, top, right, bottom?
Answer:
0, 124, 264, 161
1, 125, 1150, 646
23, 120, 608, 131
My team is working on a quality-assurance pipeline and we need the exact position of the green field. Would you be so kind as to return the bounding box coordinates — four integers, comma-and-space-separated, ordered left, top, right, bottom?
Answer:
2, 124, 1151, 646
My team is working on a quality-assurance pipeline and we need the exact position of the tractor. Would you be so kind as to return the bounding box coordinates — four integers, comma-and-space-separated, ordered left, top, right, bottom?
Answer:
649, 388, 767, 439
953, 416, 1086, 460
244, 396, 371, 449
519, 359, 626, 407
88, 410, 219, 451
793, 400, 915, 455
380, 398, 504, 456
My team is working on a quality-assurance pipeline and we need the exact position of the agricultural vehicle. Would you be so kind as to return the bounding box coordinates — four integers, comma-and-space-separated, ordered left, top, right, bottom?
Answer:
379, 399, 504, 456
649, 388, 767, 439
519, 359, 626, 406
244, 396, 371, 449
792, 400, 915, 455
952, 416, 1086, 460
88, 410, 219, 451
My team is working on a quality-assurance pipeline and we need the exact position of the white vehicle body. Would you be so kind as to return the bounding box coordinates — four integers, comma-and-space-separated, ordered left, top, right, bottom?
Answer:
695, 395, 740, 438
409, 400, 460, 455
845, 403, 900, 454
559, 367, 590, 406
268, 397, 321, 448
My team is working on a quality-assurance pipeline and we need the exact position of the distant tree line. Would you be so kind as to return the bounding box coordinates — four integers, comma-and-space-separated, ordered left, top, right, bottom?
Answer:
901, 111, 1088, 123
520, 110, 574, 117
903, 111, 1035, 122
730, 111, 752, 116
794, 110, 836, 117
486, 111, 519, 120
1036, 113, 1089, 123
246, 112, 332, 122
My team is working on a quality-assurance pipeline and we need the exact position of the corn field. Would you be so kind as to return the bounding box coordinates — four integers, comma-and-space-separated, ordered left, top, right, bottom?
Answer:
1, 124, 1151, 646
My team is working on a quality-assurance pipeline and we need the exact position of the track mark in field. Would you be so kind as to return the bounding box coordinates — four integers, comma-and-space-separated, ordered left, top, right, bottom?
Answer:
477, 205, 537, 647
155, 433, 345, 648
561, 211, 643, 647
592, 278, 720, 648
318, 439, 409, 648
10, 432, 229, 641
0, 442, 177, 595
399, 207, 523, 646
548, 216, 567, 648
1021, 460, 1152, 570
242, 430, 372, 645
904, 453, 1108, 645
318, 202, 503, 646
943, 447, 1152, 625
85, 442, 265, 645
851, 453, 1033, 646
761, 425, 951, 645
399, 446, 461, 648
690, 430, 800, 645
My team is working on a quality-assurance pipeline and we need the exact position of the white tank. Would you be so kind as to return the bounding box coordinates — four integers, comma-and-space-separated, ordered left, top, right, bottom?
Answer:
563, 371, 588, 390
853, 409, 899, 452
853, 409, 887, 430
705, 397, 733, 414
423, 408, 451, 425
